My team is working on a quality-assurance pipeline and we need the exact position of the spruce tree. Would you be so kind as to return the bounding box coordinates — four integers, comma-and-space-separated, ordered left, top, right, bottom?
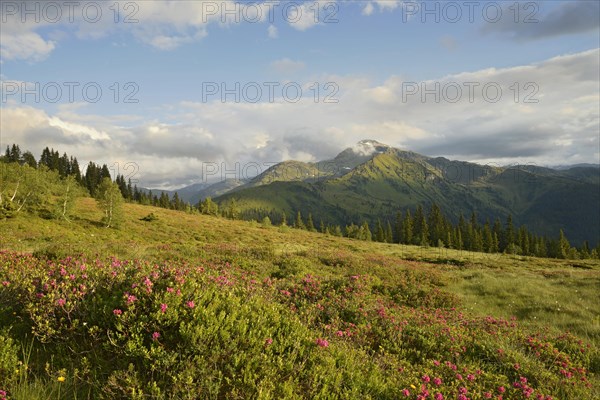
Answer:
403, 210, 413, 244
483, 222, 493, 253
361, 221, 372, 241
295, 211, 305, 229
504, 215, 515, 250
305, 213, 315, 231
376, 219, 385, 242
395, 211, 403, 244
428, 203, 444, 245
22, 151, 37, 168
558, 229, 570, 259
385, 221, 393, 243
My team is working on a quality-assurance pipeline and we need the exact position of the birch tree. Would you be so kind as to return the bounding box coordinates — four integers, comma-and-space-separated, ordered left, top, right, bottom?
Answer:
0, 163, 48, 217
96, 177, 123, 228
54, 175, 82, 221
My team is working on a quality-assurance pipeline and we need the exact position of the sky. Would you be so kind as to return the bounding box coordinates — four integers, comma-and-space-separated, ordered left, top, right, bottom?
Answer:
1, 0, 599, 189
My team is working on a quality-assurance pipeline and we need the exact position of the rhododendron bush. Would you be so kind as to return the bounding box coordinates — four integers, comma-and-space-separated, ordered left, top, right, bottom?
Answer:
0, 251, 597, 399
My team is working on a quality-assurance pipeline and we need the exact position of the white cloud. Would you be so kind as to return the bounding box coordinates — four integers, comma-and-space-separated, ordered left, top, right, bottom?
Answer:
374, 0, 401, 11
285, 1, 338, 31
270, 58, 306, 74
350, 121, 429, 146
361, 0, 401, 16
268, 24, 278, 39
0, 0, 279, 61
0, 32, 55, 62
363, 86, 397, 104
2, 49, 598, 186
440, 35, 458, 51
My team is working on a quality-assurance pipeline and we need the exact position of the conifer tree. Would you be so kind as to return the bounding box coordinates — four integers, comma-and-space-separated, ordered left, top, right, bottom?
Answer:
428, 203, 444, 245
22, 151, 37, 168
504, 215, 515, 250
360, 221, 372, 241
376, 219, 385, 242
295, 211, 305, 229
306, 213, 316, 231
385, 221, 393, 243
403, 210, 413, 244
395, 211, 403, 244
558, 229, 570, 259
483, 222, 493, 253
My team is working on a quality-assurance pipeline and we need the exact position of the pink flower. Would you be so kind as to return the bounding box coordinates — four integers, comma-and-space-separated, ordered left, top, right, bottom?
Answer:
435, 394, 444, 400
402, 389, 410, 397
166, 287, 174, 293
456, 374, 463, 381
265, 338, 273, 346
433, 377, 442, 386
467, 374, 475, 381
315, 338, 329, 347
160, 303, 167, 313
514, 363, 521, 370
459, 387, 467, 394
125, 294, 137, 305
57, 298, 66, 307
336, 330, 344, 337
422, 375, 430, 383
152, 331, 160, 341
186, 301, 195, 308
1, 281, 9, 286
113, 309, 122, 316
433, 360, 440, 366
484, 392, 492, 398
498, 386, 506, 393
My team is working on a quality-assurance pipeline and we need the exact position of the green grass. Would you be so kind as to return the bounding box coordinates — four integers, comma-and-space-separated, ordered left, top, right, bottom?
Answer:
1, 197, 599, 398
2, 197, 599, 345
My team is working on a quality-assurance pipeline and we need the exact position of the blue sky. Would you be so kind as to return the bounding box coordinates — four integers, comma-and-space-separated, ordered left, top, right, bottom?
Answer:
1, 1, 599, 188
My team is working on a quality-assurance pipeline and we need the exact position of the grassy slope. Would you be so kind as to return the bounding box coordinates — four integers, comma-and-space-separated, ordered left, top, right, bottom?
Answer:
1, 197, 599, 347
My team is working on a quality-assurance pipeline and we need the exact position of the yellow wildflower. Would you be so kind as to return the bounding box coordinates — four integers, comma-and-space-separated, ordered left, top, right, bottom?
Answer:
57, 376, 66, 382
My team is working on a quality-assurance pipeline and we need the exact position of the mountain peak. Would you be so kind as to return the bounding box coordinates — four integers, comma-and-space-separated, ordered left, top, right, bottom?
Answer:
352, 139, 390, 156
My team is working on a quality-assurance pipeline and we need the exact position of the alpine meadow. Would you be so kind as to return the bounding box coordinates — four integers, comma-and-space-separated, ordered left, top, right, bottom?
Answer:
1, 1, 599, 400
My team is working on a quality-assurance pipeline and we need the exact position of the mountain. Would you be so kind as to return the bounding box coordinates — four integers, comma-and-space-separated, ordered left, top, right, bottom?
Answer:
140, 182, 210, 203
143, 179, 248, 205
144, 140, 395, 203
552, 163, 600, 170
216, 140, 600, 246
188, 179, 247, 204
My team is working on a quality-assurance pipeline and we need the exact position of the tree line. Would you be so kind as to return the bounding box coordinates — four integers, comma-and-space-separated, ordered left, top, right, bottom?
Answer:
1, 145, 121, 227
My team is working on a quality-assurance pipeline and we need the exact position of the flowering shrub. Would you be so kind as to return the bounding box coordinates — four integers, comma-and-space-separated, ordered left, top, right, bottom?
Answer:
0, 250, 598, 399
